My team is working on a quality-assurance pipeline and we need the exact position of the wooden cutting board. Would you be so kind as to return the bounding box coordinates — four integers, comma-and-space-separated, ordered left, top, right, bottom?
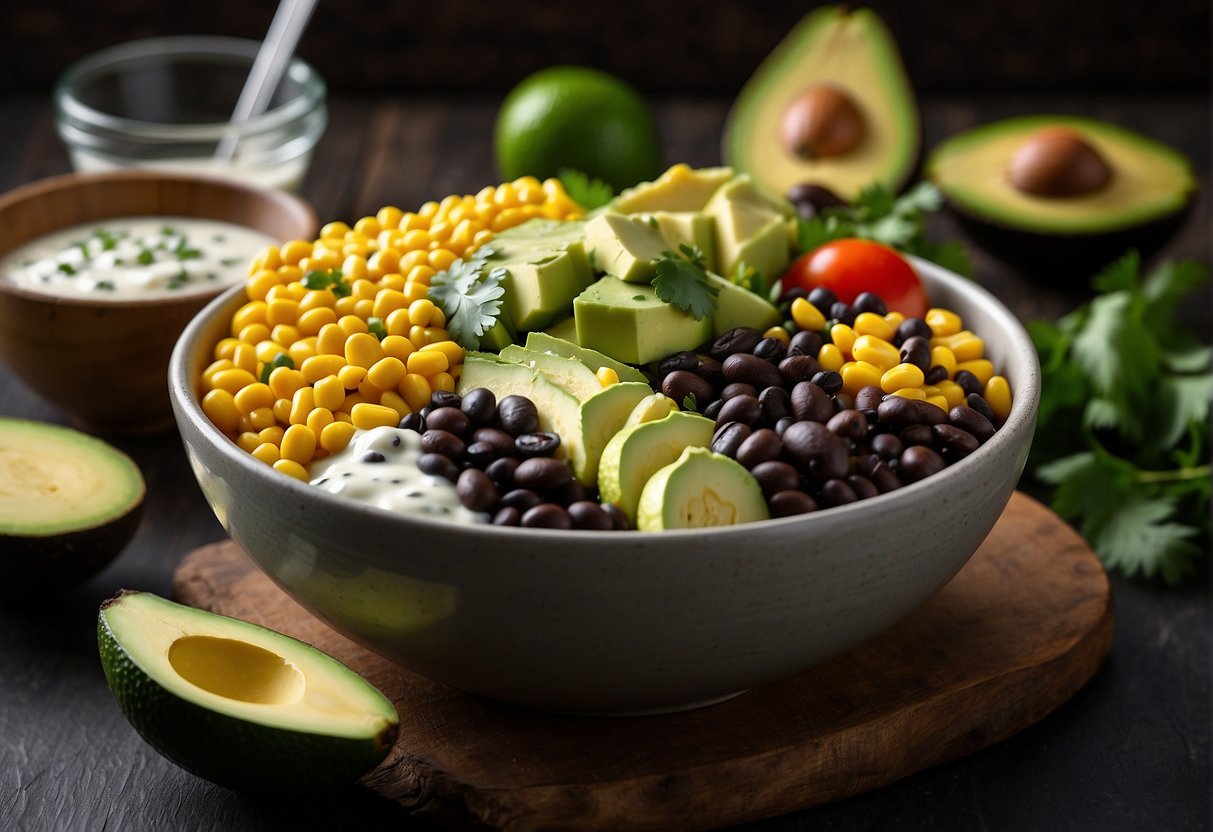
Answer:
173, 491, 1113, 831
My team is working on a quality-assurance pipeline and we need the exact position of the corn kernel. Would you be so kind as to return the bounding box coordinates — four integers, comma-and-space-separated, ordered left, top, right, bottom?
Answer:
408, 298, 436, 327
880, 362, 926, 394
298, 288, 337, 313
300, 354, 345, 384
829, 323, 857, 357
337, 314, 369, 336
853, 312, 896, 342
272, 459, 310, 482
251, 442, 280, 465
313, 374, 346, 411
209, 368, 259, 394
319, 420, 358, 453
840, 361, 884, 396
246, 270, 280, 302
419, 340, 463, 365
213, 338, 240, 361
431, 371, 456, 392
852, 335, 900, 371
380, 390, 411, 419
231, 300, 268, 335
279, 424, 317, 465
925, 395, 950, 412
936, 380, 966, 409
790, 298, 826, 333
762, 326, 791, 345
272, 398, 292, 425
890, 387, 927, 400
306, 407, 335, 435
428, 249, 458, 272
422, 327, 449, 344
236, 432, 262, 453
884, 311, 906, 329
298, 307, 338, 336
249, 407, 277, 431
231, 343, 258, 375
930, 345, 958, 378
367, 356, 408, 390
351, 403, 401, 431
238, 323, 271, 345
985, 375, 1012, 422
201, 389, 241, 433
344, 332, 385, 368
596, 366, 620, 387
288, 338, 317, 366
934, 331, 985, 363
957, 358, 995, 386
357, 377, 384, 401
406, 350, 448, 377
234, 382, 274, 414
271, 324, 302, 347
201, 359, 235, 391
372, 289, 409, 319
399, 373, 432, 411
817, 343, 845, 372
926, 308, 962, 337
259, 426, 286, 446
289, 386, 316, 425
380, 334, 416, 363
338, 364, 367, 389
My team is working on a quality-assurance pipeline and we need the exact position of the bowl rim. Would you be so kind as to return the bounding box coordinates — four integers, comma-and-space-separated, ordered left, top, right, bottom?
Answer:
0, 170, 317, 309
53, 35, 326, 143
170, 256, 1041, 541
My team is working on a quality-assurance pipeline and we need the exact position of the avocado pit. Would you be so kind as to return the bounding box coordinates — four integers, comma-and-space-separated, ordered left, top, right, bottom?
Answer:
1007, 126, 1113, 198
781, 85, 866, 160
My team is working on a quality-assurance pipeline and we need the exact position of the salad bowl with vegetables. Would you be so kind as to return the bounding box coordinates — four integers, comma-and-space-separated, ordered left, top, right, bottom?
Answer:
169, 166, 1039, 713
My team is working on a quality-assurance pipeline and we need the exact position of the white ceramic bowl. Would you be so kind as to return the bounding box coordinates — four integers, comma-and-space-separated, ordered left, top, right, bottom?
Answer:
169, 258, 1039, 714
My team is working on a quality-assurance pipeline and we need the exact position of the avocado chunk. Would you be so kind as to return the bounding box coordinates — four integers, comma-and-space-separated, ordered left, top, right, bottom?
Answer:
633, 211, 718, 271
478, 310, 517, 352
707, 273, 782, 337
543, 315, 580, 345
704, 178, 794, 292
524, 331, 649, 383
0, 418, 144, 595
483, 219, 592, 332
926, 115, 1196, 272
573, 276, 713, 366
635, 446, 770, 531
499, 344, 606, 400
610, 163, 735, 213
598, 411, 716, 523
458, 353, 649, 484
97, 591, 398, 793
584, 212, 668, 283
724, 6, 920, 203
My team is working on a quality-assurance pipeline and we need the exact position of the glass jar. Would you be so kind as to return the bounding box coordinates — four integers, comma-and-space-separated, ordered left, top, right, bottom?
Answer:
54, 36, 327, 192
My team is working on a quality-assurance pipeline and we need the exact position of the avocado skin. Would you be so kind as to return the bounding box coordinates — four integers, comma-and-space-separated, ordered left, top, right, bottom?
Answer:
0, 502, 142, 598
97, 607, 398, 794
946, 199, 1193, 279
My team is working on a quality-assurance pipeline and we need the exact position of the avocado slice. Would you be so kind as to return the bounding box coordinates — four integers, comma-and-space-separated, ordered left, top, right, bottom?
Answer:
584, 212, 668, 283
707, 273, 782, 337
0, 418, 144, 595
98, 591, 398, 792
703, 177, 795, 293
927, 115, 1196, 272
635, 446, 770, 531
499, 344, 606, 400
723, 6, 920, 203
573, 276, 713, 366
523, 331, 649, 383
598, 411, 716, 523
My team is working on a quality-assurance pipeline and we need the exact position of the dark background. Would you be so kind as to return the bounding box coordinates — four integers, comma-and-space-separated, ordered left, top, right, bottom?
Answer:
1, 0, 1209, 96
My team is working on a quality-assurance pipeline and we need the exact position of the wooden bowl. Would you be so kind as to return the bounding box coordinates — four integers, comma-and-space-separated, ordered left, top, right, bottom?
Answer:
0, 172, 316, 435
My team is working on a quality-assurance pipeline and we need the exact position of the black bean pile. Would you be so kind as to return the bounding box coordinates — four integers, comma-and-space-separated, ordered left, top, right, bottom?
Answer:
399, 389, 630, 531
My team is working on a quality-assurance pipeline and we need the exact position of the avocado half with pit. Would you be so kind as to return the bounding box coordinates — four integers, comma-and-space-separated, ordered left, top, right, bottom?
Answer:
0, 418, 144, 596
723, 5, 920, 203
927, 115, 1196, 275
98, 591, 399, 793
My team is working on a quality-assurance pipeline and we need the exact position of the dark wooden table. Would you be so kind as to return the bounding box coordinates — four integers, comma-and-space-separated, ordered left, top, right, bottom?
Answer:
1, 94, 1208, 831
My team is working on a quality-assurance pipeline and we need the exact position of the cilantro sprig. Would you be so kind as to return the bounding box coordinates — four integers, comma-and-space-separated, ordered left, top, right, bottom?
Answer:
1028, 252, 1211, 583
301, 267, 350, 298
428, 247, 506, 350
652, 244, 719, 321
558, 169, 615, 212
796, 182, 972, 276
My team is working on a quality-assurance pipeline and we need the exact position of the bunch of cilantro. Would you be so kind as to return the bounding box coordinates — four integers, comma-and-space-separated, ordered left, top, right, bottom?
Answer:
1028, 252, 1211, 584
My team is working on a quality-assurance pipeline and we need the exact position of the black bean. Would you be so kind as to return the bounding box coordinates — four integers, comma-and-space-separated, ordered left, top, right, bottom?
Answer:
430, 390, 462, 409
750, 460, 802, 497
473, 427, 515, 456
769, 489, 818, 517
774, 416, 796, 436
778, 354, 820, 386
951, 404, 995, 441
933, 424, 980, 459
456, 468, 499, 512
500, 488, 542, 512
782, 420, 849, 480
853, 292, 887, 316
548, 478, 587, 506
735, 428, 783, 469
827, 409, 867, 440
662, 370, 714, 411
955, 370, 984, 397
711, 421, 751, 458
899, 445, 946, 483
420, 429, 465, 460
807, 286, 839, 311
720, 382, 758, 400
790, 381, 834, 423
759, 386, 792, 423
464, 441, 498, 467
361, 451, 386, 463
419, 404, 437, 420
899, 336, 932, 372
460, 388, 497, 425
820, 478, 858, 507
513, 457, 573, 491
847, 475, 879, 501
752, 337, 786, 363
779, 285, 811, 304
966, 393, 1000, 427
899, 424, 933, 447
834, 392, 856, 412
877, 396, 922, 428
828, 302, 856, 326
896, 317, 932, 346
854, 385, 885, 411
788, 183, 846, 218
710, 327, 762, 360
515, 431, 561, 458
657, 350, 699, 376
418, 452, 459, 482
602, 502, 631, 531
870, 432, 903, 460
568, 500, 613, 531
485, 456, 519, 487
723, 353, 783, 391
702, 398, 724, 420
924, 365, 949, 385
397, 411, 425, 433
498, 395, 539, 436
717, 395, 762, 427
869, 461, 903, 493
811, 370, 843, 395
521, 503, 572, 529
695, 355, 725, 389
917, 399, 949, 426
788, 330, 823, 358
425, 406, 470, 437
492, 507, 520, 526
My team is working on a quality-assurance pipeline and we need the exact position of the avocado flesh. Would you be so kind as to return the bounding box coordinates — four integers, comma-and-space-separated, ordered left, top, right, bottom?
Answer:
0, 418, 144, 593
483, 219, 592, 332
499, 344, 606, 400
573, 276, 713, 366
724, 6, 919, 202
98, 591, 398, 792
707, 273, 782, 336
927, 115, 1195, 235
598, 411, 716, 523
523, 331, 649, 383
635, 446, 770, 531
610, 164, 735, 213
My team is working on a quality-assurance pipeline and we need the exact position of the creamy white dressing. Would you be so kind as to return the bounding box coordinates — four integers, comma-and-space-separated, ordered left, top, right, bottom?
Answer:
1, 216, 276, 299
309, 426, 488, 525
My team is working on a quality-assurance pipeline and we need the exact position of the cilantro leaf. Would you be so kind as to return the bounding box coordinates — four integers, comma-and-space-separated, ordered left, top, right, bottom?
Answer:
558, 169, 614, 212
1092, 494, 1202, 584
652, 246, 719, 321
428, 255, 506, 350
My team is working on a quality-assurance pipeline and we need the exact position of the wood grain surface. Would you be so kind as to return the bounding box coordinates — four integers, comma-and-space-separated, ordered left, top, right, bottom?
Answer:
173, 491, 1113, 831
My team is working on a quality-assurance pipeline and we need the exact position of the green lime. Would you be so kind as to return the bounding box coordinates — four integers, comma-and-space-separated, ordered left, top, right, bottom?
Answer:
494, 66, 662, 193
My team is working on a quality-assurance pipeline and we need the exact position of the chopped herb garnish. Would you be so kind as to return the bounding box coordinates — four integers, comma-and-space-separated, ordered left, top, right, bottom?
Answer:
651, 244, 719, 321
302, 267, 350, 297
95, 229, 119, 251
167, 270, 190, 290
367, 316, 387, 340
428, 247, 506, 350
137, 249, 155, 265
160, 225, 177, 236
173, 237, 201, 260
78, 243, 91, 261
57, 263, 75, 275
558, 168, 615, 211
633, 294, 646, 302
96, 280, 115, 291
212, 234, 226, 243
220, 257, 241, 268
682, 393, 698, 411
259, 352, 295, 384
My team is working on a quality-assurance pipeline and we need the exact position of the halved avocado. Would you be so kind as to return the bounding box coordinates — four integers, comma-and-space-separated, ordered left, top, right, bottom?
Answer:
0, 418, 144, 595
927, 115, 1196, 274
98, 590, 398, 793
724, 6, 920, 203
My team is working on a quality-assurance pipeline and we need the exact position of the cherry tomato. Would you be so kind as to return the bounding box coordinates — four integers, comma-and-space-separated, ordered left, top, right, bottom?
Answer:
780, 239, 928, 319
